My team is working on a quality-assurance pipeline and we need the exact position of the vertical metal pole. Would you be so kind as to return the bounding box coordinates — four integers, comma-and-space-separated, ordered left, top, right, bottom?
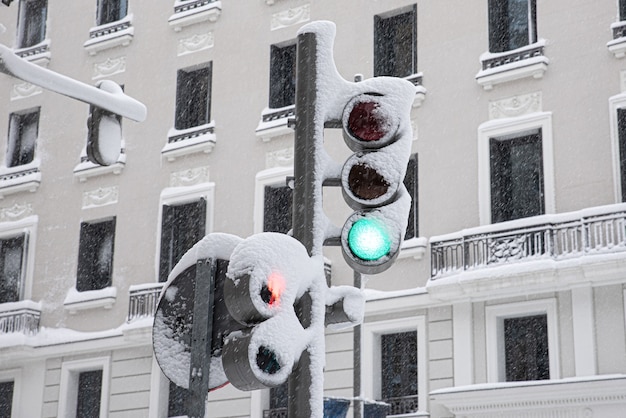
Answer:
353, 271, 363, 418
188, 258, 216, 418
291, 30, 318, 418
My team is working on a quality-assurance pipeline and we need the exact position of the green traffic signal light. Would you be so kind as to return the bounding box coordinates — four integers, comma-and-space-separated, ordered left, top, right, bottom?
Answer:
347, 217, 391, 261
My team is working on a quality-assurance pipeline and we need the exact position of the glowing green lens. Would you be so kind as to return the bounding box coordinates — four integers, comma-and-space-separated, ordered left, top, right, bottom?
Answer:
347, 218, 391, 261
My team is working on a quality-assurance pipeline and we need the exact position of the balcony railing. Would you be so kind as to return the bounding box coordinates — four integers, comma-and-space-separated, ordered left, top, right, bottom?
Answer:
482, 44, 545, 70
384, 395, 418, 416
127, 283, 163, 322
263, 408, 287, 418
0, 304, 41, 335
431, 204, 626, 279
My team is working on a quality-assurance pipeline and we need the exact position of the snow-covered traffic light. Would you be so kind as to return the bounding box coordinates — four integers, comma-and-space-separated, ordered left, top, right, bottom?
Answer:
86, 80, 123, 166
339, 92, 413, 274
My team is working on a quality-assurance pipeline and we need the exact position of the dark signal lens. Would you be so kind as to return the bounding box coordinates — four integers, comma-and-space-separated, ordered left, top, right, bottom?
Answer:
348, 163, 389, 200
257, 346, 281, 374
348, 101, 387, 142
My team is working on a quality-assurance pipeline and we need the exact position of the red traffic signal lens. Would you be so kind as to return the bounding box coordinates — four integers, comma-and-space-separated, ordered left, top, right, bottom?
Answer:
348, 163, 390, 201
347, 101, 387, 142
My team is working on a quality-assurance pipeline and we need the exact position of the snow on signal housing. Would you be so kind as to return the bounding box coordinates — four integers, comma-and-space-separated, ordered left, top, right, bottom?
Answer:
341, 92, 401, 152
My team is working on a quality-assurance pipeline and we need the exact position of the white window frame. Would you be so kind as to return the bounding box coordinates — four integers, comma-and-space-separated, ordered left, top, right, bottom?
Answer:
0, 215, 37, 303
477, 111, 555, 225
254, 166, 293, 234
609, 93, 626, 203
362, 316, 427, 415
156, 183, 214, 281
485, 299, 559, 383
0, 369, 21, 418
57, 357, 110, 418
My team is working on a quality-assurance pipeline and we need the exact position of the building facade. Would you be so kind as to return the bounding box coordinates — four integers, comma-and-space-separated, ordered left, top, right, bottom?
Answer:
0, 0, 626, 417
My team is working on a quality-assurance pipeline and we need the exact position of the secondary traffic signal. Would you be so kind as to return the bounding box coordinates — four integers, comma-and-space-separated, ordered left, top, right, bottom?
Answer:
86, 80, 123, 166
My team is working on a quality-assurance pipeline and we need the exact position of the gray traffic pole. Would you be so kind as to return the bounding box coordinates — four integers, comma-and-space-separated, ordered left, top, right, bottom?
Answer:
353, 271, 363, 418
291, 30, 318, 418
188, 258, 217, 418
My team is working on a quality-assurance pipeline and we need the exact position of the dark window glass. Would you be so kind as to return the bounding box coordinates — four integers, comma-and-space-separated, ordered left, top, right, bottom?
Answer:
374, 5, 417, 78
175, 64, 212, 130
618, 109, 626, 202
168, 381, 190, 417
504, 314, 549, 381
7, 109, 39, 168
490, 130, 544, 223
77, 218, 115, 292
621, 0, 626, 21
381, 331, 417, 400
263, 184, 292, 234
17, 0, 47, 48
76, 370, 102, 418
269, 382, 288, 410
0, 381, 14, 417
0, 235, 26, 304
404, 154, 418, 240
159, 199, 207, 282
97, 0, 128, 25
269, 43, 296, 109
489, 0, 537, 53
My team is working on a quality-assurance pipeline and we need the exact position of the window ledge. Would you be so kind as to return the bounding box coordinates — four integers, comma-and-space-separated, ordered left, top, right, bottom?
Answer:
608, 22, 626, 58
255, 105, 295, 142
400, 237, 428, 260
476, 40, 548, 90
402, 73, 427, 108
84, 14, 134, 56
0, 162, 42, 199
73, 152, 126, 182
63, 286, 117, 314
163, 122, 216, 161
168, 0, 222, 32
14, 39, 51, 66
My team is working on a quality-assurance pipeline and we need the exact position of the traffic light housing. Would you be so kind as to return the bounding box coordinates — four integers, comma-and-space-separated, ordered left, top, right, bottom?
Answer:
86, 80, 123, 166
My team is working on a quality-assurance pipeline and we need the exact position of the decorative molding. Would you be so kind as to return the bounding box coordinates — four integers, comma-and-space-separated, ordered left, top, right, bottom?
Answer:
170, 166, 210, 187
621, 70, 626, 93
266, 147, 294, 169
92, 57, 126, 79
177, 32, 214, 56
489, 92, 542, 120
271, 4, 310, 31
82, 186, 119, 209
11, 82, 42, 100
0, 203, 33, 223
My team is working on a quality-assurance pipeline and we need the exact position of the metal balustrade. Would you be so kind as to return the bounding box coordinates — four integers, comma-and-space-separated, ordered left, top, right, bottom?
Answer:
431, 205, 626, 279
384, 395, 419, 415
174, 0, 216, 14
263, 408, 287, 418
0, 306, 41, 335
482, 45, 544, 70
127, 283, 164, 322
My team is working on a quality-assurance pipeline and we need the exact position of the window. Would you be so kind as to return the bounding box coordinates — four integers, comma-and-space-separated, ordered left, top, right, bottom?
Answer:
269, 43, 296, 109
263, 183, 292, 233
7, 109, 39, 168
76, 218, 115, 292
0, 381, 14, 417
97, 0, 128, 26
621, 0, 626, 22
0, 235, 26, 304
266, 383, 288, 416
374, 5, 417, 78
16, 0, 47, 49
380, 331, 418, 414
167, 381, 189, 418
175, 64, 212, 130
490, 129, 544, 223
618, 108, 626, 202
76, 370, 103, 418
488, 0, 537, 53
404, 154, 418, 240
504, 314, 549, 381
159, 199, 206, 282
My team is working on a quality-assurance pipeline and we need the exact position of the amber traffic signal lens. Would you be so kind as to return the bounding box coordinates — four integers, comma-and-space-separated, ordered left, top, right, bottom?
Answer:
348, 163, 389, 200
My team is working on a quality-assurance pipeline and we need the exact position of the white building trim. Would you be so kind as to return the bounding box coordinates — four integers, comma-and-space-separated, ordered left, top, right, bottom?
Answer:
57, 356, 111, 418
453, 302, 473, 386
571, 286, 597, 376
254, 166, 293, 233
0, 215, 38, 301
0, 368, 21, 418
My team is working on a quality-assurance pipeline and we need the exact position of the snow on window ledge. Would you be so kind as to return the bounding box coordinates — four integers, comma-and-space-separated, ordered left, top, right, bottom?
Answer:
162, 122, 216, 161
14, 39, 51, 66
399, 237, 427, 260
63, 286, 117, 315
168, 0, 222, 32
73, 147, 126, 183
403, 73, 427, 108
476, 40, 549, 90
83, 14, 134, 56
608, 22, 626, 58
255, 105, 295, 142
0, 160, 42, 199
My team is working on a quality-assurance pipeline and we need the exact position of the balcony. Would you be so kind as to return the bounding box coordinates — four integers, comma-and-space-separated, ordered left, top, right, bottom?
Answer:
0, 301, 41, 336
127, 283, 163, 322
428, 204, 626, 299
169, 0, 222, 32
476, 40, 548, 90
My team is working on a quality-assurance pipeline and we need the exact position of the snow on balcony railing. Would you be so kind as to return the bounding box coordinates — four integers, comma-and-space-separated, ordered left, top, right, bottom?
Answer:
263, 408, 287, 418
613, 21, 626, 40
431, 204, 626, 279
384, 395, 418, 416
127, 283, 163, 322
0, 301, 41, 335
481, 43, 545, 71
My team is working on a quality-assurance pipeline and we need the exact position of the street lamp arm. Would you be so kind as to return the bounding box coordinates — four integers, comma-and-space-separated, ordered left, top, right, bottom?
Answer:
0, 43, 147, 122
